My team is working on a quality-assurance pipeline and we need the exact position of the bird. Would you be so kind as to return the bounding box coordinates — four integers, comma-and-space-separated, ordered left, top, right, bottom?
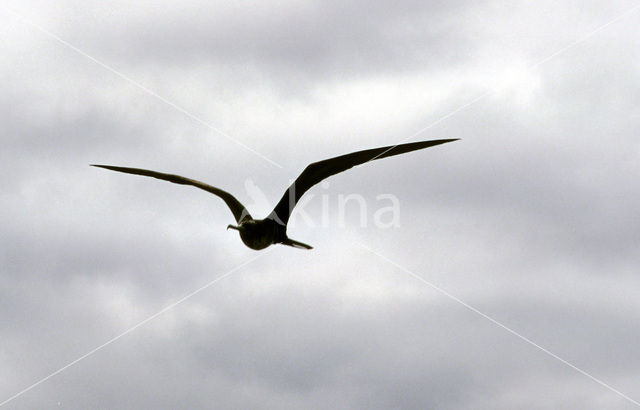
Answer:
92, 138, 458, 250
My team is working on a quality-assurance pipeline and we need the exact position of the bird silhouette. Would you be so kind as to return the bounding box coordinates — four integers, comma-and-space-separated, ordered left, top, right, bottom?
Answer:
92, 138, 458, 250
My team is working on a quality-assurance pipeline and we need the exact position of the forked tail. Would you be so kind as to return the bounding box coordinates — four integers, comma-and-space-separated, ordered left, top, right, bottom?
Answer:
282, 238, 313, 250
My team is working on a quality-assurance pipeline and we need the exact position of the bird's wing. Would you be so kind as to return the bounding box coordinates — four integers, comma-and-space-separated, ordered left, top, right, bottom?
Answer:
268, 138, 459, 225
91, 165, 252, 223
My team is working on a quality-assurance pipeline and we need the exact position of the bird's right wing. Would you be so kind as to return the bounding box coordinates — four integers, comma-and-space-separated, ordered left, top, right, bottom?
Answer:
91, 165, 252, 223
268, 138, 458, 225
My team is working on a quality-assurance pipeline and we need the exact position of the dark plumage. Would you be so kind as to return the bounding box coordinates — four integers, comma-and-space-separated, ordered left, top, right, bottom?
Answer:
92, 138, 458, 250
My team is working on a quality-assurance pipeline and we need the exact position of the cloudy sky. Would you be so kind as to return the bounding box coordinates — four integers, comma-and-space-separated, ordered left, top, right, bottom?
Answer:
2, 1, 640, 408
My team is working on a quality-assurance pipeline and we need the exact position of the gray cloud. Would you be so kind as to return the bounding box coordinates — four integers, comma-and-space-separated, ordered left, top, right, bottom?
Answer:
61, 0, 471, 78
2, 1, 640, 409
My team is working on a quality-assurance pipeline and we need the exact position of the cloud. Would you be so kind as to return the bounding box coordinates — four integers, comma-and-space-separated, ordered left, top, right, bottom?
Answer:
2, 1, 640, 408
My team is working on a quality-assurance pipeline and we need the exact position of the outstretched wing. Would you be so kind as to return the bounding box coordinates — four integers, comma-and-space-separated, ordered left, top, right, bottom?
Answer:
268, 138, 458, 225
91, 165, 251, 223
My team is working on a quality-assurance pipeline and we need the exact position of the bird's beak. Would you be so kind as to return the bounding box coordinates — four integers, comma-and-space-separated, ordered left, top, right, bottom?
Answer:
227, 224, 240, 231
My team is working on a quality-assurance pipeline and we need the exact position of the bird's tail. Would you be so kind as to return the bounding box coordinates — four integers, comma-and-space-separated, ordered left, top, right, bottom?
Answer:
282, 238, 313, 250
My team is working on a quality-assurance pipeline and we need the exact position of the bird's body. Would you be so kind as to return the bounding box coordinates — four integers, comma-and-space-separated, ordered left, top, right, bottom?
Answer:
229, 218, 285, 250
93, 138, 458, 250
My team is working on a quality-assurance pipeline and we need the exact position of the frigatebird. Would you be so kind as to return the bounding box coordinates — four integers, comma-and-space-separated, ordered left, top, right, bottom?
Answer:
92, 138, 458, 250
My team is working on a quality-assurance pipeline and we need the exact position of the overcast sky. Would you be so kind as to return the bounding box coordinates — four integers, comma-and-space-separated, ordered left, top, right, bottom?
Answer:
2, 1, 640, 408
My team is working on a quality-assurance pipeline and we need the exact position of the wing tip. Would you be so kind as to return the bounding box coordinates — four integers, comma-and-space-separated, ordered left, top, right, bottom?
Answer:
91, 164, 121, 171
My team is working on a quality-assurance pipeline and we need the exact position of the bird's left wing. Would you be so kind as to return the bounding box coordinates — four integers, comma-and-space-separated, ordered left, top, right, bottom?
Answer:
91, 165, 251, 223
268, 138, 458, 226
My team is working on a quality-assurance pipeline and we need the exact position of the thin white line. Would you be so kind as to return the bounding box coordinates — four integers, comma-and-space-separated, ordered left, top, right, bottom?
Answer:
357, 242, 640, 407
5, 8, 283, 169
0, 251, 270, 408
365, 2, 640, 163
530, 3, 640, 69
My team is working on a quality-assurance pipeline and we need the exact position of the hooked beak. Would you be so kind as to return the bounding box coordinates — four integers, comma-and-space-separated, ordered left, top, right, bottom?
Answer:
227, 224, 240, 231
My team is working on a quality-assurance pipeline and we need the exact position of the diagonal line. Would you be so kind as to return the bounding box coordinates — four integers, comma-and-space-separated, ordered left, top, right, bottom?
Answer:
5, 8, 283, 169
357, 242, 640, 407
362, 2, 640, 164
0, 250, 271, 408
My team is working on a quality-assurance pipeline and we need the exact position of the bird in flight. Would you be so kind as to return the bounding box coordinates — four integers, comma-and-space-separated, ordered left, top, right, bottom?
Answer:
92, 138, 458, 250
